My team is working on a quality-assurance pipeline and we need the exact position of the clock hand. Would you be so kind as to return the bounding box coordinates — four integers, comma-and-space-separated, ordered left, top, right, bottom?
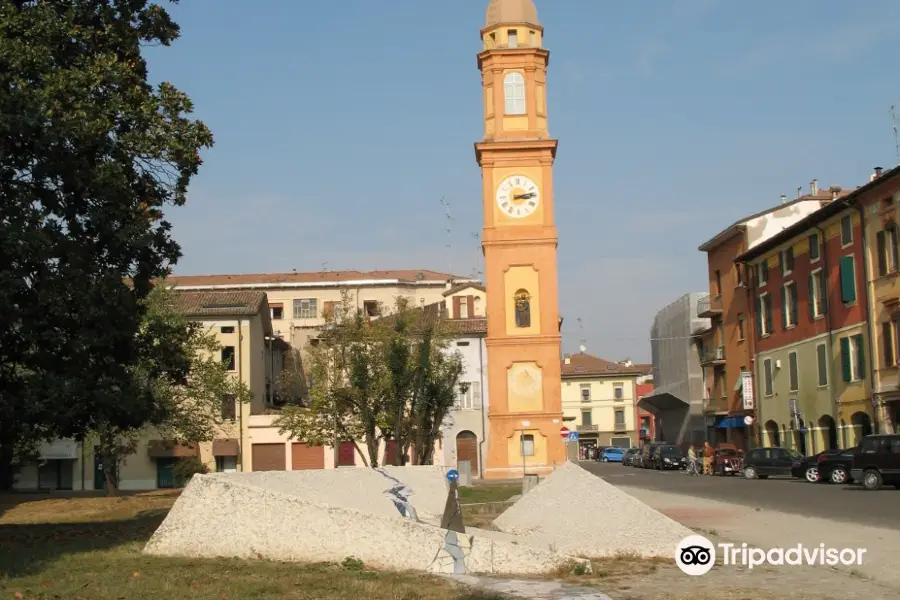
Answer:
513, 193, 535, 199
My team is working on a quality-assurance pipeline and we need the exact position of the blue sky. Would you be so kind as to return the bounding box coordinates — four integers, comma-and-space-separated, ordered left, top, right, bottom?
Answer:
151, 0, 900, 362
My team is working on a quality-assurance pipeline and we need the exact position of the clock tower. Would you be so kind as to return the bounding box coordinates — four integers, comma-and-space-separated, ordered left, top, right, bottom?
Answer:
476, 0, 565, 478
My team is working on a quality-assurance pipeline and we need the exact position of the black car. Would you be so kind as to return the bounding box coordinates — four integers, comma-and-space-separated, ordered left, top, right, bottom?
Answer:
852, 434, 900, 490
622, 447, 640, 466
792, 449, 843, 483
817, 447, 857, 484
639, 442, 664, 469
742, 446, 802, 479
652, 444, 687, 470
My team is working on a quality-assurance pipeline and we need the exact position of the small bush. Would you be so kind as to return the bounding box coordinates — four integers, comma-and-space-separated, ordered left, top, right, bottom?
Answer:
342, 556, 364, 571
173, 456, 209, 487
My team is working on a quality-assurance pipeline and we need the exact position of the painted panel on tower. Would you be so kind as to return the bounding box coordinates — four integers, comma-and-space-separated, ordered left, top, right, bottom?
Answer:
507, 361, 543, 412
503, 116, 529, 131
536, 85, 545, 114
506, 429, 548, 466
485, 87, 494, 118
504, 266, 541, 335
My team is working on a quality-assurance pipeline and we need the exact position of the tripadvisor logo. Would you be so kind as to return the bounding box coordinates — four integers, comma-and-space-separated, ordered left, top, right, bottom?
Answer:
675, 535, 867, 575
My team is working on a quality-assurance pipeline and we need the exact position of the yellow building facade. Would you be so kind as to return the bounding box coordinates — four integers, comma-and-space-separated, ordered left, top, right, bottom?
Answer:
561, 353, 642, 451
477, 0, 566, 478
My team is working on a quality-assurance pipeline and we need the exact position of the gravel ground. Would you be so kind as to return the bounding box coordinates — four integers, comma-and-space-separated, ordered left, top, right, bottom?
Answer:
492, 462, 694, 557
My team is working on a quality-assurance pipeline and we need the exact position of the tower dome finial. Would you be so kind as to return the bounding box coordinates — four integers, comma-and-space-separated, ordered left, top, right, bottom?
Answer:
485, 0, 540, 28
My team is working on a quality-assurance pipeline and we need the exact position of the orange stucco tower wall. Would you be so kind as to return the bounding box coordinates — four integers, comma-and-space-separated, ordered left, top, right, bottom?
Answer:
476, 0, 566, 478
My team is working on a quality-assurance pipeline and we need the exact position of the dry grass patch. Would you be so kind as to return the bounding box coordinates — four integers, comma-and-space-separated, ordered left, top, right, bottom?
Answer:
0, 493, 503, 600
457, 484, 520, 504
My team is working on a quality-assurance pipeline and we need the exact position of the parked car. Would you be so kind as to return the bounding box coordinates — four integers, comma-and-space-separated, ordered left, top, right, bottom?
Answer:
852, 434, 900, 490
792, 449, 843, 482
711, 444, 743, 476
652, 444, 686, 470
639, 442, 665, 469
622, 448, 640, 466
600, 447, 625, 463
817, 447, 857, 484
742, 446, 802, 479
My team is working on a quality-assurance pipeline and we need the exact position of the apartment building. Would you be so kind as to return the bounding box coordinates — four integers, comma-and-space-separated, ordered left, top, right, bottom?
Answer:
696, 186, 841, 449
167, 269, 479, 351
736, 199, 870, 454
15, 290, 286, 491
854, 166, 900, 434
561, 352, 643, 451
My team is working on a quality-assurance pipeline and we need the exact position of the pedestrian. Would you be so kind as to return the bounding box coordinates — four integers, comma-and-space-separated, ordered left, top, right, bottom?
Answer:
687, 445, 698, 475
703, 441, 714, 475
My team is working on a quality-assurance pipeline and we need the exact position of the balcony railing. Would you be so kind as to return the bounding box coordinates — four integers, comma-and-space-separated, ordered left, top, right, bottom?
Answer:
700, 345, 726, 366
704, 396, 729, 413
697, 295, 723, 318
577, 424, 599, 433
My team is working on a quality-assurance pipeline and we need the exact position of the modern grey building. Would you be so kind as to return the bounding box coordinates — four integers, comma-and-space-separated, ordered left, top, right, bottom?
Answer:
641, 293, 709, 447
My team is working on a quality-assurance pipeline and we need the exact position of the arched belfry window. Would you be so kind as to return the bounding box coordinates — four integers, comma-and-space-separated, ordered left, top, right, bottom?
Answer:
503, 72, 526, 115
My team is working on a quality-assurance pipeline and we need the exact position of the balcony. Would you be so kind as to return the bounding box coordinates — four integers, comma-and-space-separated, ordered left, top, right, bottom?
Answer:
697, 294, 723, 318
700, 345, 726, 366
577, 424, 599, 433
704, 396, 729, 414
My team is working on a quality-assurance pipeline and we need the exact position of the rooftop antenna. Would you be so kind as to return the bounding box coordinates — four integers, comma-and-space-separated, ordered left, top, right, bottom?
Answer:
891, 102, 900, 166
321, 262, 328, 271
440, 197, 453, 273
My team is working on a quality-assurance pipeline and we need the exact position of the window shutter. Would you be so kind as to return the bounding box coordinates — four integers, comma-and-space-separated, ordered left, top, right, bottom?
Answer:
839, 256, 856, 303
883, 322, 894, 367
452, 296, 461, 319
893, 225, 900, 270
840, 337, 851, 381
790, 285, 798, 326
764, 295, 773, 333
781, 288, 787, 329
877, 230, 887, 276
819, 271, 828, 315
756, 299, 763, 336
808, 273, 815, 319
466, 295, 475, 317
855, 334, 866, 378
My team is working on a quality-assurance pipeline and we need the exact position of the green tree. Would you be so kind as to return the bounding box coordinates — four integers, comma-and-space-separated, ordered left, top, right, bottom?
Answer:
92, 283, 252, 494
0, 0, 212, 488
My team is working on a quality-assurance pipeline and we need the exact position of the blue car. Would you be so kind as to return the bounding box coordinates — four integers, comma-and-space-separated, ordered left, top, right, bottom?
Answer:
599, 447, 625, 463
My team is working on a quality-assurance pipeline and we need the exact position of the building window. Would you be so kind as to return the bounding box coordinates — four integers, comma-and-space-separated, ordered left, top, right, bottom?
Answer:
220, 394, 236, 420
735, 263, 744, 287
839, 256, 856, 303
614, 409, 625, 427
457, 384, 474, 410
883, 322, 896, 368
809, 233, 820, 262
758, 293, 772, 336
788, 351, 799, 392
809, 269, 826, 319
816, 343, 828, 387
781, 248, 794, 275
580, 384, 591, 402
613, 383, 624, 400
503, 72, 526, 115
222, 346, 235, 371
459, 300, 469, 319
840, 334, 865, 382
581, 410, 592, 426
520, 434, 534, 456
757, 260, 768, 286
293, 298, 318, 319
714, 269, 722, 297
763, 358, 774, 396
529, 30, 536, 46
877, 226, 899, 276
271, 305, 283, 320
363, 300, 380, 317
840, 215, 853, 246
737, 313, 745, 340
220, 326, 234, 334
507, 29, 518, 48
215, 456, 237, 473
782, 282, 798, 328
472, 382, 482, 408
456, 341, 470, 347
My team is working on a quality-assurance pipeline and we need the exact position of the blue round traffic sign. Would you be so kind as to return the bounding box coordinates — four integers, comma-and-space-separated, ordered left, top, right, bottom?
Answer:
446, 469, 459, 481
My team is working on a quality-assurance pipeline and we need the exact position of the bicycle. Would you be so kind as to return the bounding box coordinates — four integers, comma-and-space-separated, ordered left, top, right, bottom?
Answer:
685, 459, 701, 476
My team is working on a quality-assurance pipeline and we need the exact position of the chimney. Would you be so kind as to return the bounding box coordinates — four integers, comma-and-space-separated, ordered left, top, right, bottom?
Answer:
810, 179, 818, 195
564, 355, 571, 365
797, 187, 802, 199
780, 194, 787, 204
873, 167, 884, 181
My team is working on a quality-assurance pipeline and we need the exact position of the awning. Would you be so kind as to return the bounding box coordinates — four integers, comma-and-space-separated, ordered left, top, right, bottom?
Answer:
639, 392, 689, 413
716, 416, 746, 429
212, 438, 240, 457
147, 440, 199, 459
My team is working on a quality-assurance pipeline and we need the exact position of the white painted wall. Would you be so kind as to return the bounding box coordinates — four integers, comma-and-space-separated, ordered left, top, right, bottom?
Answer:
440, 335, 489, 477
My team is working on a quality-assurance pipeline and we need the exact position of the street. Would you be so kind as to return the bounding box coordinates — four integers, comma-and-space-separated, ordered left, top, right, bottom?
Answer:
580, 461, 900, 531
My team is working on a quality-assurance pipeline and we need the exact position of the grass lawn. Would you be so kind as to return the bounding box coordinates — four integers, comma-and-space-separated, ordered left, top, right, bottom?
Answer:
0, 492, 503, 600
456, 484, 520, 505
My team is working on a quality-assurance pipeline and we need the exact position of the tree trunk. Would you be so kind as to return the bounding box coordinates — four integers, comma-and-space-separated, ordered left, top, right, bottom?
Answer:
364, 430, 379, 468
102, 459, 120, 496
0, 439, 17, 492
352, 439, 370, 467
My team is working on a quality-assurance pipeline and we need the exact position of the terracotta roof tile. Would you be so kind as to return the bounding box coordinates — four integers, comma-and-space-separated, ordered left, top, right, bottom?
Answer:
166, 269, 474, 288
171, 290, 267, 317
561, 353, 644, 377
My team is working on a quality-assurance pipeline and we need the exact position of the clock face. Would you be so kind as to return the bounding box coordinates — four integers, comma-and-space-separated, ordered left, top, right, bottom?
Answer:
496, 175, 540, 219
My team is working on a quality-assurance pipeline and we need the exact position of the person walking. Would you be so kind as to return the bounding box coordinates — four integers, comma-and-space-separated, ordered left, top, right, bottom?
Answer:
702, 441, 714, 475
687, 445, 699, 475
